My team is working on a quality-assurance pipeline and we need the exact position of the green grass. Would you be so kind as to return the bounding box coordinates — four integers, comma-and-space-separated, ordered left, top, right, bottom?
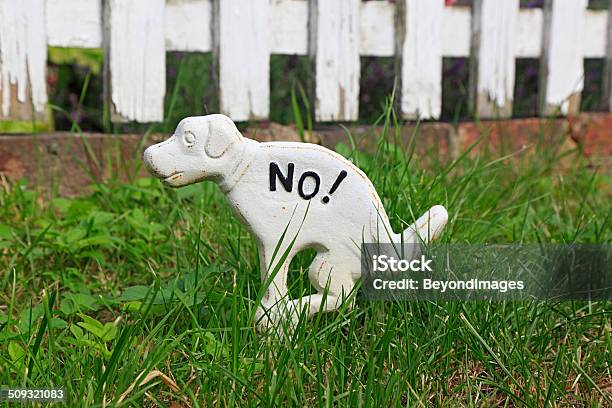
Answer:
0, 104, 610, 406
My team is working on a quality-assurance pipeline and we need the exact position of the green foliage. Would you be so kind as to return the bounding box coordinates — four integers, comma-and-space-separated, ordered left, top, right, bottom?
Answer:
0, 119, 53, 133
48, 48, 103, 75
270, 55, 311, 125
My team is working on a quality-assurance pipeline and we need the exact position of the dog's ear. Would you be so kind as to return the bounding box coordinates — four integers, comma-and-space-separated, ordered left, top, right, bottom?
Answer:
205, 115, 241, 158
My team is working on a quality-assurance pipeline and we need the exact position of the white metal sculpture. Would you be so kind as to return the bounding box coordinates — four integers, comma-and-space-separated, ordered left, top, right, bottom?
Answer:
143, 114, 448, 330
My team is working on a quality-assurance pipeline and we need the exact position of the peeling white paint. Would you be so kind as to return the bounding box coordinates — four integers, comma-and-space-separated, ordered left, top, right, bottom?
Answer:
401, 0, 444, 120
312, 0, 360, 122
543, 0, 587, 114
108, 0, 165, 122
0, 0, 27, 114
0, 0, 48, 116
165, 0, 212, 52
475, 0, 518, 109
25, 0, 48, 115
217, 0, 269, 121
46, 0, 101, 48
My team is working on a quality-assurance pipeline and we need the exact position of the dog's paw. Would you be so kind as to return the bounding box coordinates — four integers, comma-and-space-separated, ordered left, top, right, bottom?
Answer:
254, 305, 275, 332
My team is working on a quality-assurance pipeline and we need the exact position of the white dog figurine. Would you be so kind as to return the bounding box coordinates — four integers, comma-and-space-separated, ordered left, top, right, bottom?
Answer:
143, 114, 448, 330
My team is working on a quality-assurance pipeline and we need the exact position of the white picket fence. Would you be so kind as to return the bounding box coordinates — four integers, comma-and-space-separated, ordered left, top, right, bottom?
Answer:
0, 0, 611, 124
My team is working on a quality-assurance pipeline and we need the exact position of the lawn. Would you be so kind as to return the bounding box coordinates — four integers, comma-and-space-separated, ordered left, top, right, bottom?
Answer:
0, 108, 610, 406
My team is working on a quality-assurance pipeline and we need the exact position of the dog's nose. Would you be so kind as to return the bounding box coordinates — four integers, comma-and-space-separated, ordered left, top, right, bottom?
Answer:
142, 146, 155, 173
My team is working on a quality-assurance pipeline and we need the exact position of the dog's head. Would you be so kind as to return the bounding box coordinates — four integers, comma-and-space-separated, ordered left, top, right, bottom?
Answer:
143, 114, 243, 187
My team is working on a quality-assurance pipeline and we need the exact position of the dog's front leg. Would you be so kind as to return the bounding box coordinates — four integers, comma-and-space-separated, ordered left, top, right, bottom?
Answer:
258, 241, 290, 304
255, 241, 291, 330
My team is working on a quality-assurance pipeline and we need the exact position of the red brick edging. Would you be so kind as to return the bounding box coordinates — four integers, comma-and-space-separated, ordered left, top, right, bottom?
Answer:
1, 114, 610, 196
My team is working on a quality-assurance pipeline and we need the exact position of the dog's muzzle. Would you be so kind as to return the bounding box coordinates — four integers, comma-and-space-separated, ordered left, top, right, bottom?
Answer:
142, 146, 156, 174
143, 142, 175, 180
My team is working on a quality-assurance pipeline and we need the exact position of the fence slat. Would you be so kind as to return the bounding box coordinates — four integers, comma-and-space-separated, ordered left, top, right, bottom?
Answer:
398, 0, 443, 120
104, 0, 165, 123
0, 0, 48, 122
310, 0, 360, 121
214, 0, 269, 121
539, 0, 587, 116
470, 0, 518, 119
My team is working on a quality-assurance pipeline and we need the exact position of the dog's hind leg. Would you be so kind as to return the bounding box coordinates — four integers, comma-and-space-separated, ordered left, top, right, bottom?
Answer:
286, 251, 357, 322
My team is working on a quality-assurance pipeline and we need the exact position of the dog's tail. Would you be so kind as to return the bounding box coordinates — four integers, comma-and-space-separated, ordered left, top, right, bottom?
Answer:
401, 205, 448, 244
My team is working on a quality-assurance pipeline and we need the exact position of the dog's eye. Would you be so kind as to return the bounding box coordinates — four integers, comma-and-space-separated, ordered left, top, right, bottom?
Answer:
183, 131, 196, 145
